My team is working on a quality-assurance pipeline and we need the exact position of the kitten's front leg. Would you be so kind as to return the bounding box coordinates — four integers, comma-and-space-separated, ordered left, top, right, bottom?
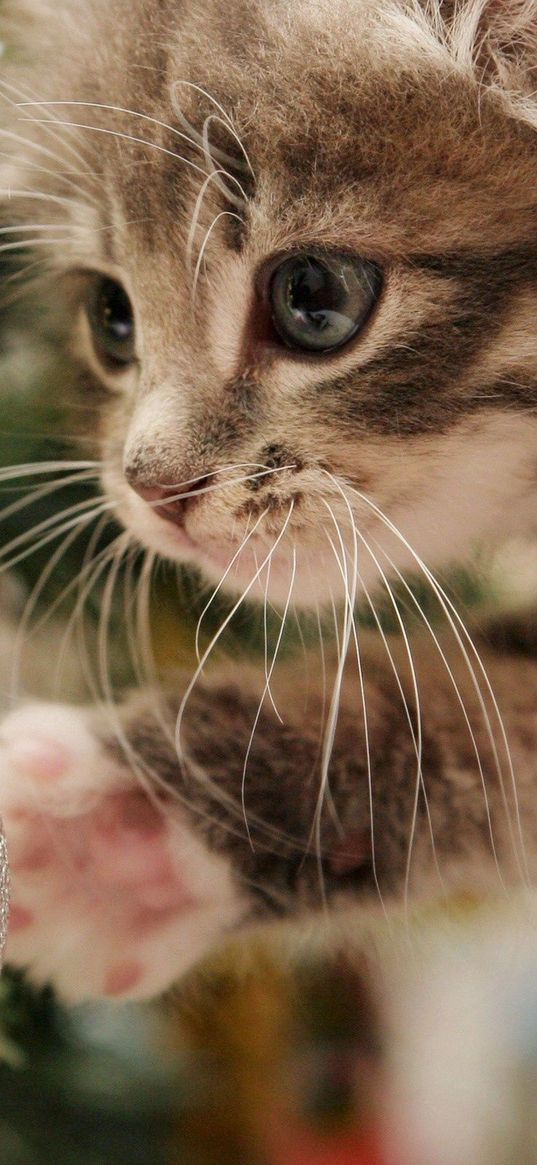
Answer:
0, 651, 526, 1001
0, 676, 397, 1002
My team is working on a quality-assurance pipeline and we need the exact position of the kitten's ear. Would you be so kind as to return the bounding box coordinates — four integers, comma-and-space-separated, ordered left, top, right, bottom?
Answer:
449, 0, 537, 102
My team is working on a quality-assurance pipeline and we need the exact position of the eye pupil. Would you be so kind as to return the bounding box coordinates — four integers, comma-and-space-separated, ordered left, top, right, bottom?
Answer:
88, 277, 135, 369
269, 252, 381, 354
288, 260, 340, 328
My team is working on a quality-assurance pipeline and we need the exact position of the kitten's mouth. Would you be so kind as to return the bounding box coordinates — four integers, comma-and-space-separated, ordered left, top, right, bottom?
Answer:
124, 487, 300, 596
122, 484, 364, 605
124, 487, 254, 573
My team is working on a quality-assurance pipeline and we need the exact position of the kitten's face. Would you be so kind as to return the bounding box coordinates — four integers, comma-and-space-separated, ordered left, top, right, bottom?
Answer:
7, 0, 537, 605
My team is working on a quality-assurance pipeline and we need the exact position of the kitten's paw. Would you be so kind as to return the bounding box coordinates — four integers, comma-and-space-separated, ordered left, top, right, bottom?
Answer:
0, 703, 246, 1001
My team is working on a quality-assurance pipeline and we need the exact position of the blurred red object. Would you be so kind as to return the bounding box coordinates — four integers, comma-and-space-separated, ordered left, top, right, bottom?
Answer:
270, 1124, 387, 1165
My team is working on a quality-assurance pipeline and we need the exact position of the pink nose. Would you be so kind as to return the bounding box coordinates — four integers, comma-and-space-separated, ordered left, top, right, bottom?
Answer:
130, 478, 208, 527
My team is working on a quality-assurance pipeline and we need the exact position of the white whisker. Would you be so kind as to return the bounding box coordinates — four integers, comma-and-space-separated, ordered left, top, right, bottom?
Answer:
16, 99, 215, 165
241, 544, 297, 850
0, 148, 98, 202
201, 112, 255, 181
0, 468, 98, 526
0, 222, 79, 237
200, 123, 249, 207
0, 256, 54, 297
261, 551, 283, 723
186, 168, 247, 272
171, 80, 256, 179
308, 602, 343, 836
52, 517, 122, 691
9, 514, 97, 702
176, 502, 295, 775
90, 535, 169, 810
194, 507, 268, 662
134, 551, 176, 744
0, 494, 110, 561
0, 126, 94, 181
0, 498, 114, 577
347, 482, 529, 888
0, 235, 75, 258
373, 536, 507, 891
155, 463, 296, 509
328, 588, 342, 664
321, 500, 389, 920
323, 471, 444, 907
0, 460, 99, 483
18, 120, 209, 180
0, 79, 98, 177
120, 544, 147, 685
191, 209, 244, 303
0, 78, 96, 168
0, 186, 90, 212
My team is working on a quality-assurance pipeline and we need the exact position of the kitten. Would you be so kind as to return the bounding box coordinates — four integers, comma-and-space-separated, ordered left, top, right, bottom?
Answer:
2, 0, 537, 1000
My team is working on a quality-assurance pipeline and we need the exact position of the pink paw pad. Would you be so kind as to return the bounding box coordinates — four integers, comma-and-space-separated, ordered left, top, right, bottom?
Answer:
9, 836, 54, 873
89, 794, 174, 886
9, 905, 34, 933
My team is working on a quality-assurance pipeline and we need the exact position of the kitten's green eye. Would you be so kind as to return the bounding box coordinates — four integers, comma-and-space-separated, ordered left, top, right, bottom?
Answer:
269, 252, 382, 354
87, 277, 136, 369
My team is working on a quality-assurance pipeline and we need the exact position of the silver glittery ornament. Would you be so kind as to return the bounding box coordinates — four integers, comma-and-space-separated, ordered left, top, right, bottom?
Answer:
0, 819, 9, 966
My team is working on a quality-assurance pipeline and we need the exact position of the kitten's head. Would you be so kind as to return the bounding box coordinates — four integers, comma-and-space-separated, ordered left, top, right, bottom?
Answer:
5, 0, 537, 605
